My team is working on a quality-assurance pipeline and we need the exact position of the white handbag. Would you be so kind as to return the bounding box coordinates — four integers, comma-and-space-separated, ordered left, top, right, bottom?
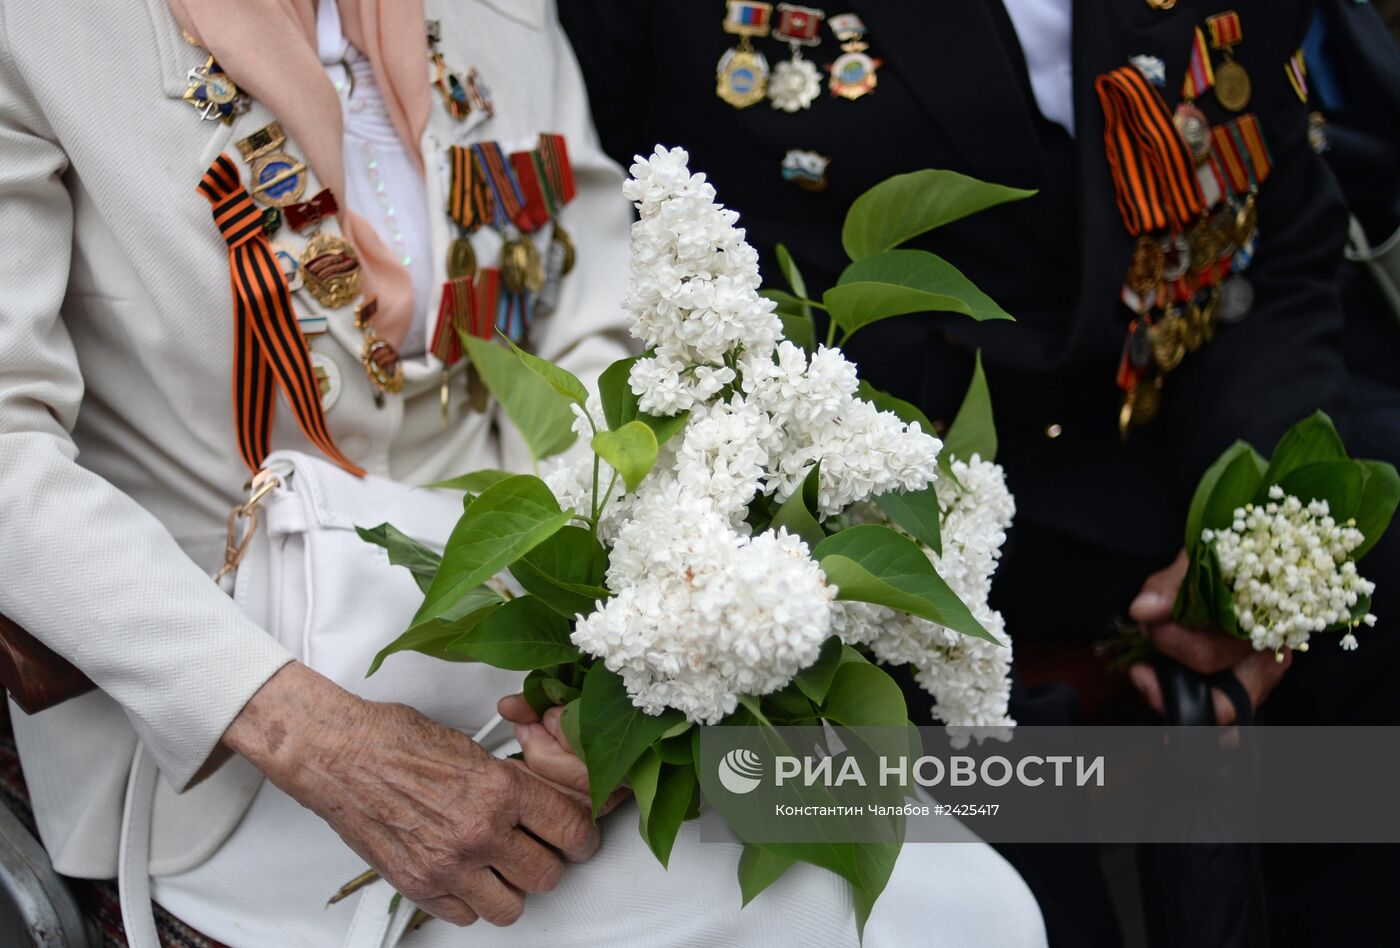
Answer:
119, 450, 524, 948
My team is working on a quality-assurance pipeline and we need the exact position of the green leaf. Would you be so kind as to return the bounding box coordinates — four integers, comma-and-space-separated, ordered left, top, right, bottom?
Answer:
511, 525, 609, 618
738, 845, 797, 906
597, 357, 638, 432
1194, 445, 1269, 540
775, 243, 810, 303
825, 250, 1012, 338
422, 469, 515, 494
858, 381, 935, 432
446, 596, 578, 669
761, 287, 827, 314
591, 421, 660, 492
356, 523, 442, 594
631, 752, 696, 867
820, 662, 909, 726
793, 636, 845, 705
463, 336, 576, 460
778, 311, 817, 353
411, 475, 571, 630
1354, 461, 1400, 560
874, 488, 941, 557
597, 356, 691, 444
367, 593, 502, 676
815, 525, 997, 643
522, 668, 552, 717
943, 350, 997, 465
770, 462, 825, 548
1186, 441, 1255, 547
504, 336, 589, 404
579, 666, 684, 815
1277, 461, 1366, 521
843, 169, 1036, 260
1262, 411, 1347, 488
541, 678, 582, 705
559, 698, 582, 755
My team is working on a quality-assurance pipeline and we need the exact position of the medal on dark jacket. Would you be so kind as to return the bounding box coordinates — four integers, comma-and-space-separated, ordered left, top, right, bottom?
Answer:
769, 4, 824, 112
1206, 11, 1251, 111
826, 12, 881, 100
718, 1, 773, 109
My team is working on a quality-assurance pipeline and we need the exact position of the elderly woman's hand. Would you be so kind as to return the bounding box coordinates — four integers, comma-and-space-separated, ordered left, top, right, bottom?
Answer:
498, 694, 631, 817
222, 663, 599, 927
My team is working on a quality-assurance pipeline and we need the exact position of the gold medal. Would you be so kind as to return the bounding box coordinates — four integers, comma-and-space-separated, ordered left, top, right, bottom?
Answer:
1214, 59, 1252, 112
1187, 219, 1225, 274
1232, 192, 1259, 247
447, 237, 478, 279
300, 233, 362, 309
501, 238, 545, 295
717, 2, 774, 109
362, 336, 404, 395
1150, 311, 1187, 373
1127, 236, 1166, 296
717, 46, 770, 108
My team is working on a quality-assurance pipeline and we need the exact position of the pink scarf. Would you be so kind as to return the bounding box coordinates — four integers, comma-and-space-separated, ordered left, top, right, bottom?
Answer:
170, 0, 431, 348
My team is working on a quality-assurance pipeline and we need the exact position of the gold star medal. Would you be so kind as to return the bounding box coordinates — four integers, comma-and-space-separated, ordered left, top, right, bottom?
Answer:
826, 12, 883, 101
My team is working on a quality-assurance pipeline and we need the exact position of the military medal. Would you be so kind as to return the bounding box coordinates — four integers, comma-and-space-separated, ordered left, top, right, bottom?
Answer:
1146, 0, 1177, 9
769, 4, 824, 112
1131, 55, 1166, 88
1206, 11, 1250, 112
354, 298, 403, 401
1174, 29, 1215, 163
473, 141, 540, 342
237, 123, 309, 208
183, 55, 249, 124
717, 2, 773, 109
826, 12, 881, 100
1150, 310, 1187, 373
1218, 275, 1254, 324
300, 233, 362, 309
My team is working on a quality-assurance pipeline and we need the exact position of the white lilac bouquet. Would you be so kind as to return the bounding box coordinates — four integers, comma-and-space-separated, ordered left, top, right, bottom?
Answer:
1174, 412, 1398, 657
361, 147, 1033, 918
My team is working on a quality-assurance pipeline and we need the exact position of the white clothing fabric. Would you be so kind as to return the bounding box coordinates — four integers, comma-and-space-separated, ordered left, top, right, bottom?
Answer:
153, 785, 1047, 948
319, 0, 436, 358
3, 0, 630, 878
1000, 0, 1076, 135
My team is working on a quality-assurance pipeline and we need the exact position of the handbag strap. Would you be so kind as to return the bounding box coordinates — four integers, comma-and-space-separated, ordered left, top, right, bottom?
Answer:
118, 744, 161, 948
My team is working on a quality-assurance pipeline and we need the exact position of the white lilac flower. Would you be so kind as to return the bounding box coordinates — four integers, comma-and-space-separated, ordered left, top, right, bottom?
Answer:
836, 456, 1017, 734
573, 484, 834, 724
1204, 486, 1376, 654
623, 146, 782, 405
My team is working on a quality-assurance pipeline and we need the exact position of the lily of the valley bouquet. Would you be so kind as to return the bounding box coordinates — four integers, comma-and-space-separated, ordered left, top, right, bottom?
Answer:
361, 147, 1033, 918
1174, 412, 1398, 656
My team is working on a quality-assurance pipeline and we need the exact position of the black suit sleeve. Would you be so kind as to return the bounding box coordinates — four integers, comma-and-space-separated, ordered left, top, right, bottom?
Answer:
557, 0, 654, 169
1161, 3, 1350, 491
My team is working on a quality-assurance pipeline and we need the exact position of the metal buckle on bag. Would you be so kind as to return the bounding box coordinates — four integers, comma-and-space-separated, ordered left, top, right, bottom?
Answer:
213, 465, 293, 586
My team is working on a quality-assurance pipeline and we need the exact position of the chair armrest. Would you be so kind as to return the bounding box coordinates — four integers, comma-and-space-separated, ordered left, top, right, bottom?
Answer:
0, 616, 94, 716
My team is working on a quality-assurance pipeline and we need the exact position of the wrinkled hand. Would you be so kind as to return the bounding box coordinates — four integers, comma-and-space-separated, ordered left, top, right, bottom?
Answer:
223, 663, 599, 927
1128, 550, 1292, 724
499, 694, 630, 817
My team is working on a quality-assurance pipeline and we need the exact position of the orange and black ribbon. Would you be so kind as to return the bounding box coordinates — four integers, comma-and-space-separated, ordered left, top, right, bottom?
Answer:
1096, 66, 1207, 236
198, 154, 364, 477
447, 145, 492, 232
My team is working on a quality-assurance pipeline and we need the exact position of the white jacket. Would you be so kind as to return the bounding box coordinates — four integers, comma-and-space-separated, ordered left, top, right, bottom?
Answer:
0, 0, 632, 879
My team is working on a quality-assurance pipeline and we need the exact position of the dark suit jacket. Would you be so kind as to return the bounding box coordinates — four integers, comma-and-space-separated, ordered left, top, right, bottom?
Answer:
562, 0, 1349, 559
